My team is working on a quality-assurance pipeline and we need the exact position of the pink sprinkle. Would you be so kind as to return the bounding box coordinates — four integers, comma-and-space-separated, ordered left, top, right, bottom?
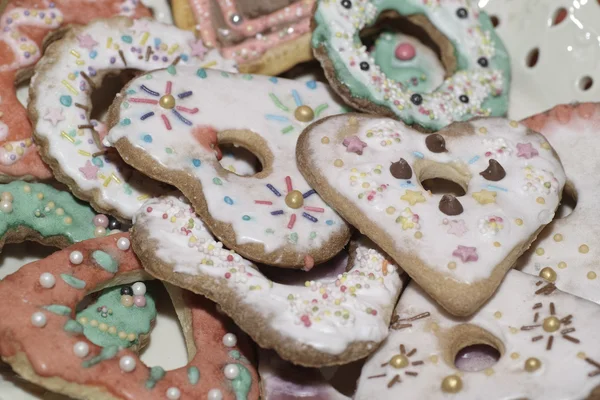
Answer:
162, 213, 168, 219
287, 214, 296, 229
146, 207, 153, 212
304, 206, 325, 213
225, 272, 231, 279
254, 200, 273, 205
395, 42, 416, 60
129, 98, 159, 104
303, 255, 315, 271
322, 294, 328, 299
485, 151, 492, 157
340, 285, 347, 292
371, 310, 378, 316
285, 176, 293, 192
227, 255, 234, 262
161, 114, 172, 130
133, 295, 146, 308
165, 81, 172, 95
175, 105, 199, 114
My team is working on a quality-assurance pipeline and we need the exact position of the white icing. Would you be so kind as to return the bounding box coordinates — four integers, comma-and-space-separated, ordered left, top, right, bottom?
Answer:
355, 270, 600, 399
133, 195, 403, 355
108, 67, 349, 254
30, 17, 237, 219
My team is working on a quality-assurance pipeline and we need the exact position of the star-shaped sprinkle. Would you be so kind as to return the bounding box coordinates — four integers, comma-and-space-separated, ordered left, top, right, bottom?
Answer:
189, 39, 209, 59
77, 34, 98, 50
400, 190, 425, 206
78, 160, 99, 180
43, 107, 64, 126
342, 135, 367, 155
447, 219, 468, 237
452, 246, 478, 263
472, 189, 497, 205
516, 143, 539, 159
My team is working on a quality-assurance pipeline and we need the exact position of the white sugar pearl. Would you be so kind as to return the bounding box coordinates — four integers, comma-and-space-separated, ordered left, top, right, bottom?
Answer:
69, 251, 83, 264
39, 272, 56, 289
166, 387, 181, 399
0, 201, 13, 213
94, 226, 107, 237
73, 341, 89, 358
31, 312, 47, 327
119, 355, 136, 372
117, 237, 131, 251
222, 333, 237, 347
207, 389, 223, 400
132, 282, 146, 296
223, 364, 239, 380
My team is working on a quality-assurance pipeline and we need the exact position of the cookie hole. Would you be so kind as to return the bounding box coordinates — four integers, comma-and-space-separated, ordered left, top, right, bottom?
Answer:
490, 15, 500, 28
454, 344, 501, 372
579, 76, 594, 91
550, 7, 567, 26
420, 178, 466, 197
90, 70, 138, 122
218, 143, 262, 176
555, 184, 577, 219
526, 47, 540, 68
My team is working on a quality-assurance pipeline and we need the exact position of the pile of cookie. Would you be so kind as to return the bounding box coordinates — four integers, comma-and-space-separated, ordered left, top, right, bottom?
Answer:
0, 0, 599, 399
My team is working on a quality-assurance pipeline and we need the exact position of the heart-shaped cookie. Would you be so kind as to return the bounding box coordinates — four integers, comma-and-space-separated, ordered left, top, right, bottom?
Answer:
297, 114, 566, 316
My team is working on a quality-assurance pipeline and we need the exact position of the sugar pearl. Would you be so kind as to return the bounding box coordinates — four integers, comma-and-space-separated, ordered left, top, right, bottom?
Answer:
223, 364, 239, 380
31, 312, 47, 327
73, 341, 89, 358
121, 295, 134, 307
1, 192, 13, 201
119, 355, 136, 372
94, 226, 107, 237
39, 272, 56, 288
132, 281, 146, 295
0, 201, 13, 213
166, 387, 181, 399
93, 214, 109, 228
133, 295, 146, 308
117, 237, 131, 251
69, 251, 84, 264
222, 333, 237, 347
207, 389, 223, 400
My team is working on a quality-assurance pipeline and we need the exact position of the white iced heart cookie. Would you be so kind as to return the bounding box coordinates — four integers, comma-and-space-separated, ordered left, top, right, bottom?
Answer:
355, 270, 600, 399
29, 17, 237, 221
519, 103, 600, 303
131, 195, 404, 366
297, 114, 566, 316
108, 66, 351, 268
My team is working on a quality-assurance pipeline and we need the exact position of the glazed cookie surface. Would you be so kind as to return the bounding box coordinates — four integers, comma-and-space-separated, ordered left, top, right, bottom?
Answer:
355, 270, 600, 399
0, 0, 150, 182
297, 114, 565, 316
312, 0, 511, 130
518, 103, 600, 304
131, 195, 404, 366
29, 17, 237, 220
108, 66, 351, 267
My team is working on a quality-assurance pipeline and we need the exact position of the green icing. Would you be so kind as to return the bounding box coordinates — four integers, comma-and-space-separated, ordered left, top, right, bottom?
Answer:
63, 319, 84, 334
82, 345, 118, 368
0, 181, 100, 244
76, 285, 156, 349
231, 364, 252, 400
43, 305, 72, 316
61, 274, 86, 289
229, 350, 241, 360
91, 251, 119, 273
187, 366, 200, 385
145, 366, 166, 389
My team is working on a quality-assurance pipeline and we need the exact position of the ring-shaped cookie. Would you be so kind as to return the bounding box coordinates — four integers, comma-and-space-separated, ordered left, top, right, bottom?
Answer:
0, 233, 259, 399
29, 17, 237, 220
108, 66, 351, 267
312, 0, 511, 130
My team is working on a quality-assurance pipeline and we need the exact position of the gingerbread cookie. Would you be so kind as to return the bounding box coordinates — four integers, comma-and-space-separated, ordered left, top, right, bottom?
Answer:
0, 180, 111, 251
296, 114, 565, 316
0, 0, 151, 183
355, 270, 600, 399
172, 0, 314, 75
312, 0, 511, 131
28, 17, 237, 221
518, 103, 600, 304
131, 195, 404, 366
108, 66, 351, 267
0, 233, 259, 399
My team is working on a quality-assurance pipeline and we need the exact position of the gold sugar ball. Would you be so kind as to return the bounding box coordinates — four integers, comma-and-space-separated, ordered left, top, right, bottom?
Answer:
539, 267, 557, 282
285, 190, 304, 209
294, 105, 315, 122
524, 357, 541, 372
542, 316, 560, 333
121, 295, 134, 308
441, 375, 463, 393
389, 354, 409, 369
159, 94, 176, 109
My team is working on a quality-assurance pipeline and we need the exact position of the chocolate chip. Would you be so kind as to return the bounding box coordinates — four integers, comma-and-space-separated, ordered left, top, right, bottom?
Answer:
410, 93, 423, 105
341, 0, 352, 8
425, 134, 447, 153
439, 194, 464, 216
360, 61, 370, 71
459, 95, 469, 103
389, 158, 412, 179
479, 159, 506, 181
478, 57, 489, 67
456, 7, 468, 18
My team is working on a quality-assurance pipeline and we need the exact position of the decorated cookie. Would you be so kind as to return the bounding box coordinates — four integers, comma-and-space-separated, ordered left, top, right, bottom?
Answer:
296, 114, 566, 316
0, 180, 111, 251
172, 0, 314, 75
355, 270, 600, 399
517, 103, 600, 304
312, 0, 511, 131
108, 66, 351, 267
28, 17, 237, 221
131, 195, 404, 366
0, 0, 151, 182
0, 233, 260, 399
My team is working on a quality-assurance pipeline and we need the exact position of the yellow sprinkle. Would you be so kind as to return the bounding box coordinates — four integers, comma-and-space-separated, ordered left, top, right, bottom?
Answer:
78, 317, 88, 325
201, 60, 217, 68
170, 216, 177, 223
536, 197, 545, 204
90, 319, 98, 327
494, 311, 502, 319
579, 244, 590, 254
118, 331, 127, 339
46, 201, 55, 209
23, 185, 31, 193
535, 248, 545, 256
140, 32, 150, 46
558, 261, 567, 269
511, 352, 520, 359
484, 368, 494, 376
70, 49, 80, 58
15, 146, 23, 156
553, 234, 563, 242
56, 208, 64, 216
587, 271, 597, 280
509, 121, 519, 128
168, 44, 180, 54
414, 231, 423, 239
429, 355, 439, 364
447, 262, 456, 270
111, 173, 121, 184
334, 159, 344, 167
430, 322, 439, 332
64, 217, 73, 225
61, 131, 75, 143
137, 194, 150, 201
127, 333, 136, 341
321, 136, 330, 144
61, 80, 78, 95
78, 150, 91, 157
493, 241, 501, 247
36, 192, 44, 200
103, 176, 112, 187
98, 323, 108, 332
541, 142, 551, 150
578, 352, 587, 359
362, 182, 370, 188
108, 326, 117, 335
76, 60, 85, 66
106, 37, 113, 48
478, 127, 488, 134
386, 207, 395, 215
